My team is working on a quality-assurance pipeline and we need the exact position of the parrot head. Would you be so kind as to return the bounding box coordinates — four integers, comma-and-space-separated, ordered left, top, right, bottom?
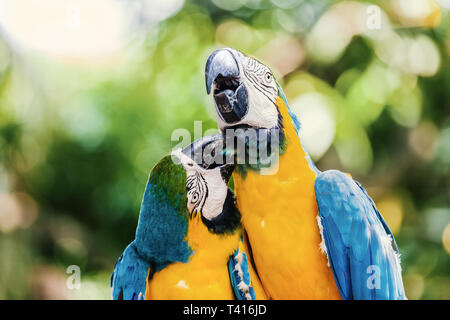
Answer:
135, 135, 240, 268
176, 134, 237, 229
205, 48, 297, 172
205, 47, 286, 132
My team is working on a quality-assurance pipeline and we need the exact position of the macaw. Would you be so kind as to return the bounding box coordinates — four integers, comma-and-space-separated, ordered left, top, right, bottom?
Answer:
111, 135, 267, 300
204, 48, 406, 300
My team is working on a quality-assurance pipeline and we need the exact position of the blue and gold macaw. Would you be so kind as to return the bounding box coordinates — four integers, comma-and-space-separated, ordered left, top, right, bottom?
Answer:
205, 48, 406, 300
111, 136, 267, 300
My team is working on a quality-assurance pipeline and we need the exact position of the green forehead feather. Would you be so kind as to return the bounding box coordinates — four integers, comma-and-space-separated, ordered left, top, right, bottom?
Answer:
149, 155, 188, 219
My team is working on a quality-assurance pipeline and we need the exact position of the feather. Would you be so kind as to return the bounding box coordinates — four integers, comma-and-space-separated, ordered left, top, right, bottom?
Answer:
315, 170, 407, 300
228, 237, 256, 300
111, 241, 149, 300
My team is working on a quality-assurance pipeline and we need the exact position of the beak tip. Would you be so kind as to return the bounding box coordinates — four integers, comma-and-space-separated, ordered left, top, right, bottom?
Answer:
205, 78, 211, 95
205, 48, 239, 96
205, 49, 219, 95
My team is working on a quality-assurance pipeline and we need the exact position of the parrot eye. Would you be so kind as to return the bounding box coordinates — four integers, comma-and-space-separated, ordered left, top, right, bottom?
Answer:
265, 72, 272, 82
185, 172, 208, 217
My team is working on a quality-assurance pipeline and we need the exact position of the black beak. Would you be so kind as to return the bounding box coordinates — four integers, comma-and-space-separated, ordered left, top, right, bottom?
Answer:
205, 49, 248, 124
182, 135, 234, 179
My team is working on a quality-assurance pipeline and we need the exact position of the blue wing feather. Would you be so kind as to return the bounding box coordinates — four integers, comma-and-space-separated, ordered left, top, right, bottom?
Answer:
111, 241, 149, 300
315, 170, 406, 300
110, 170, 191, 300
228, 237, 256, 300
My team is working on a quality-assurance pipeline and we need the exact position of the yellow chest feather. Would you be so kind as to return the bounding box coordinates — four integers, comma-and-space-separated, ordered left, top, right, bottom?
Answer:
146, 215, 239, 300
233, 98, 341, 299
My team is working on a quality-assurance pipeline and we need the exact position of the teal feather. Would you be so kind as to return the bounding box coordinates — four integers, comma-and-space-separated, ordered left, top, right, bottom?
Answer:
228, 238, 256, 300
111, 156, 192, 300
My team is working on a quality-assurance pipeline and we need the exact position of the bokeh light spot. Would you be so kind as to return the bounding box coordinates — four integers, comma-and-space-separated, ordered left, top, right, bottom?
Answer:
215, 20, 255, 52
377, 195, 404, 235
212, 0, 244, 11
257, 35, 305, 77
290, 93, 336, 160
424, 208, 450, 243
0, 192, 38, 232
403, 273, 425, 300
442, 223, 450, 255
0, 0, 127, 62
408, 121, 439, 160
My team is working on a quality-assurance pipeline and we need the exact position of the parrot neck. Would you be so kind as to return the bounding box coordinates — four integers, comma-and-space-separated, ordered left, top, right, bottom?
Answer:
183, 191, 241, 265
270, 95, 319, 177
276, 87, 319, 174
201, 189, 241, 235
185, 210, 241, 264
237, 95, 318, 178
232, 95, 320, 213
232, 89, 318, 177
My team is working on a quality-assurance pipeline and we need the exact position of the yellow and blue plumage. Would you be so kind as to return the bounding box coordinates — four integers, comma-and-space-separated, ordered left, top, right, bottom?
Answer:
111, 136, 267, 300
205, 48, 406, 300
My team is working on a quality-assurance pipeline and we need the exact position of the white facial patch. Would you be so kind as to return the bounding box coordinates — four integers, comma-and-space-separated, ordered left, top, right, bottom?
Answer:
215, 49, 280, 131
171, 149, 228, 221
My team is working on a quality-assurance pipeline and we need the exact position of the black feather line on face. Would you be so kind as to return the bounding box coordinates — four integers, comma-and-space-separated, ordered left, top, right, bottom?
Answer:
201, 189, 241, 235
186, 172, 208, 218
244, 68, 276, 102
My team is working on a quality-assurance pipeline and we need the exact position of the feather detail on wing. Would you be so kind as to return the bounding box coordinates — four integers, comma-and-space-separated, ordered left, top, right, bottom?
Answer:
111, 241, 150, 300
315, 170, 406, 300
228, 237, 257, 300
